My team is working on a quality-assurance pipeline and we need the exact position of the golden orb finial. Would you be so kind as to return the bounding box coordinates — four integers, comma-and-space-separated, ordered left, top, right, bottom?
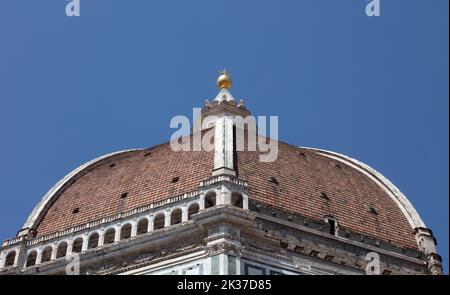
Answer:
217, 69, 232, 89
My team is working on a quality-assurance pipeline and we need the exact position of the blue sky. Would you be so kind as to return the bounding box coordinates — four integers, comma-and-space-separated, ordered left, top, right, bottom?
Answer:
0, 0, 448, 272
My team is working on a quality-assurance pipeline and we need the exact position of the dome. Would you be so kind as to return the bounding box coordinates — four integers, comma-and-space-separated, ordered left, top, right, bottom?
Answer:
5, 73, 440, 276
25, 137, 421, 250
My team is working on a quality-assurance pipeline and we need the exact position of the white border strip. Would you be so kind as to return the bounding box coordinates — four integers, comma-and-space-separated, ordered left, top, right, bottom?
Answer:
301, 147, 425, 229
22, 149, 141, 231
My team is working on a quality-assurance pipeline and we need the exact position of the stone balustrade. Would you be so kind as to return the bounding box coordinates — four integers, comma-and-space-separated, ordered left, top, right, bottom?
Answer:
0, 183, 249, 270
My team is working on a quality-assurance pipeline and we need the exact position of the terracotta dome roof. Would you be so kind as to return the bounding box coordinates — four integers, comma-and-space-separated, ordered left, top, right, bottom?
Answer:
25, 135, 421, 251
33, 140, 214, 238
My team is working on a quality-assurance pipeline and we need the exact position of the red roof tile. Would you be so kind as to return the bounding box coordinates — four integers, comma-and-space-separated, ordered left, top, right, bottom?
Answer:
33, 138, 418, 250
